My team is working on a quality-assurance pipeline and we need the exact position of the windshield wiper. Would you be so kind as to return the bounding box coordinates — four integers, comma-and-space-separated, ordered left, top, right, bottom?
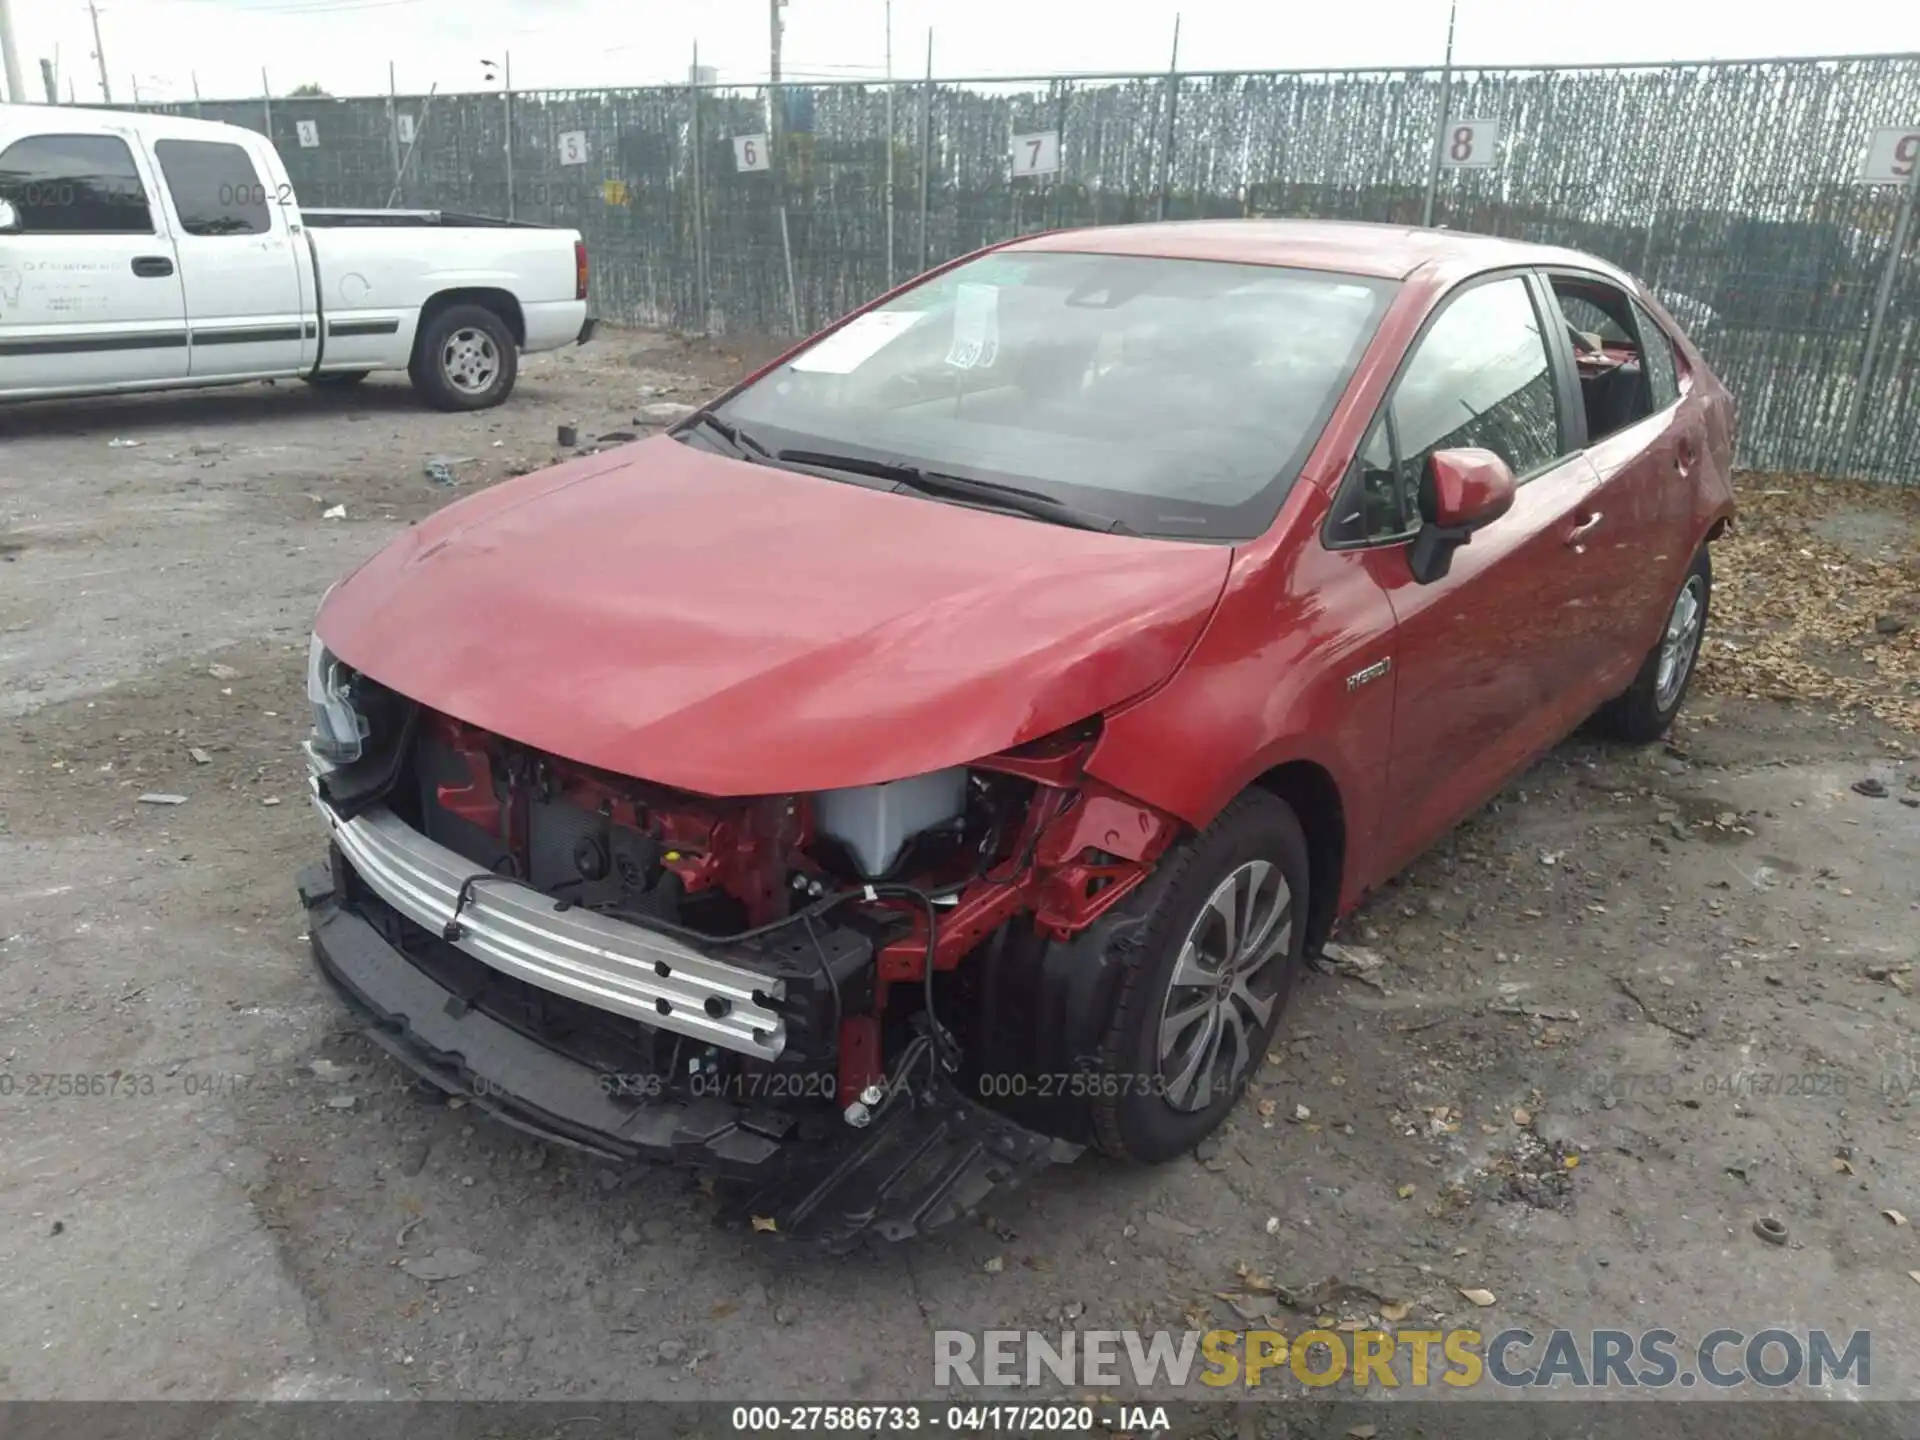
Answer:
775, 449, 1134, 535
680, 410, 772, 461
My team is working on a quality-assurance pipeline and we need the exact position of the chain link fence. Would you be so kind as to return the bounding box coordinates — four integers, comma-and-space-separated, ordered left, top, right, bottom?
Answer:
136, 54, 1920, 481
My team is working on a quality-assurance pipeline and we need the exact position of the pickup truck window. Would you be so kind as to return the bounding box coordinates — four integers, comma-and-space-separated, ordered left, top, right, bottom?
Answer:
153, 139, 271, 237
0, 133, 152, 234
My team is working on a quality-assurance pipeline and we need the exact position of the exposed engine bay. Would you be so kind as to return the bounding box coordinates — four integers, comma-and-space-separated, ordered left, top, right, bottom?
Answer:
307, 655, 1187, 1136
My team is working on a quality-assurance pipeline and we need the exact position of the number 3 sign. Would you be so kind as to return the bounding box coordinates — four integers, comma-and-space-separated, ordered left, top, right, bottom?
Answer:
1439, 119, 1499, 169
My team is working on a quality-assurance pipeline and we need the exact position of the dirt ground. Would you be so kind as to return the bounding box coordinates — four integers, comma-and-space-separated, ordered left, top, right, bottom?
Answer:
2, 329, 1919, 1412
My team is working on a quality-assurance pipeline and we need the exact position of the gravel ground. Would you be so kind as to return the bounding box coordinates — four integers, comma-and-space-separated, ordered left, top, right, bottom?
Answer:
2, 329, 1919, 1408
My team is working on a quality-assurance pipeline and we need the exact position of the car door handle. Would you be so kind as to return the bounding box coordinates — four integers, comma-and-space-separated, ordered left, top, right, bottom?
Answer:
131, 255, 175, 278
1565, 512, 1604, 550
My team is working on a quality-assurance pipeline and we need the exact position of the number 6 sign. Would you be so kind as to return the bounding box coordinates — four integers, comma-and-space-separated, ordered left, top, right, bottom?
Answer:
1010, 131, 1061, 178
733, 134, 771, 173
1439, 119, 1499, 169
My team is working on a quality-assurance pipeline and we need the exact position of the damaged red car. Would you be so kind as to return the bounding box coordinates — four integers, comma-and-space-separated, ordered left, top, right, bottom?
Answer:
298, 220, 1735, 1242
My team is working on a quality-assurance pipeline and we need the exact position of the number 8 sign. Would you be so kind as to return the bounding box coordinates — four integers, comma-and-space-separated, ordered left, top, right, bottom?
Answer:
1439, 119, 1499, 169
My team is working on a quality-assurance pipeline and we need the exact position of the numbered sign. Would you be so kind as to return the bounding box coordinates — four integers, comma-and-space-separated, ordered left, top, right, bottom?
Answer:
1011, 131, 1060, 178
295, 120, 319, 150
1858, 127, 1920, 185
733, 134, 771, 173
558, 130, 588, 166
1439, 119, 1499, 169
395, 114, 415, 146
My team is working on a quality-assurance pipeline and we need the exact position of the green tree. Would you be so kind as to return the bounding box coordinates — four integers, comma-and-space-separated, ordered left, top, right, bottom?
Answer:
288, 82, 329, 97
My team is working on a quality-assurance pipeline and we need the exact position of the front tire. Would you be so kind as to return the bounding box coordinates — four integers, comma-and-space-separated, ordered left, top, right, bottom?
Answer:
959, 790, 1309, 1164
1598, 545, 1711, 743
411, 304, 518, 411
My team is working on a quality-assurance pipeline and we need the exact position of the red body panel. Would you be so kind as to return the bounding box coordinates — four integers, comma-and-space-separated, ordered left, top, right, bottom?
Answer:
318, 220, 1738, 927
317, 436, 1230, 796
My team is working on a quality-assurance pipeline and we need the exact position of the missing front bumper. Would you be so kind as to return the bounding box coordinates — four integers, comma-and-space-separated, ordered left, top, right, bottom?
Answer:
298, 862, 1071, 1244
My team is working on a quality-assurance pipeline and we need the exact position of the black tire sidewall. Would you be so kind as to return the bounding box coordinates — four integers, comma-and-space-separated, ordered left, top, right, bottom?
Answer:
416, 306, 518, 411
1605, 545, 1712, 742
1096, 791, 1310, 1162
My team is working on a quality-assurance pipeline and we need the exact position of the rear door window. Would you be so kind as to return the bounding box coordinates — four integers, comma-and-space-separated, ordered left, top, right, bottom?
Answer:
1634, 303, 1681, 410
153, 139, 272, 236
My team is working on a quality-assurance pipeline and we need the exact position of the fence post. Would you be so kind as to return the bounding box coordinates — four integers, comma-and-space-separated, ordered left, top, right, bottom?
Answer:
1836, 159, 1920, 479
918, 30, 933, 272
690, 44, 709, 330
387, 63, 403, 204
503, 52, 515, 221
1419, 0, 1458, 227
1156, 16, 1180, 222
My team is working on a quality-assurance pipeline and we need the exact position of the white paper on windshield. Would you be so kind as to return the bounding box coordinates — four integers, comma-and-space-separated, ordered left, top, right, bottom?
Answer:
789, 311, 924, 374
945, 283, 1000, 370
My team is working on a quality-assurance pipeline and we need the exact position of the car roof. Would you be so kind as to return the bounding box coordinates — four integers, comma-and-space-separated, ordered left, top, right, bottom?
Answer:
1008, 218, 1633, 287
0, 101, 264, 147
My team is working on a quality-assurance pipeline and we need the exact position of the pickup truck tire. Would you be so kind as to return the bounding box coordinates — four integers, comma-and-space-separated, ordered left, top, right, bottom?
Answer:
302, 371, 370, 388
413, 304, 518, 411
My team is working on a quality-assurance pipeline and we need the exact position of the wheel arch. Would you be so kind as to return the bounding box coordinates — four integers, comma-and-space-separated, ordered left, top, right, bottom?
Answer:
1247, 759, 1346, 958
416, 287, 527, 354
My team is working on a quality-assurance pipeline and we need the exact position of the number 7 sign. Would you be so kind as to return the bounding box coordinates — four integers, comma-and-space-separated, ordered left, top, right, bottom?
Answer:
1439, 119, 1499, 169
1011, 131, 1061, 178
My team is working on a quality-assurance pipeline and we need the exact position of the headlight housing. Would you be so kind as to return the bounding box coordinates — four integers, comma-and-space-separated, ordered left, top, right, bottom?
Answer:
306, 633, 369, 765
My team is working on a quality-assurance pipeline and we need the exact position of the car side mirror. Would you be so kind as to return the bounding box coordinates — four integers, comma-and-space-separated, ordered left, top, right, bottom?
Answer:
0, 199, 18, 233
1407, 447, 1516, 584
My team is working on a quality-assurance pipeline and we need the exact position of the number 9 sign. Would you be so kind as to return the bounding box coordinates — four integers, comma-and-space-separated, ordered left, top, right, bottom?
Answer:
1859, 127, 1920, 185
1438, 119, 1499, 169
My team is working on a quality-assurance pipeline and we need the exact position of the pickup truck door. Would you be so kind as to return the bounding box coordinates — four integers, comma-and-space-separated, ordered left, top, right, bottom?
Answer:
0, 126, 188, 395
148, 131, 309, 378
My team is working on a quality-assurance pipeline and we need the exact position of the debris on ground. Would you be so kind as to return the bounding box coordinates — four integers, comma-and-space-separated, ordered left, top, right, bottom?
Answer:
108, 437, 141, 448
187, 747, 212, 765
423, 456, 475, 486
1314, 942, 1389, 990
556, 424, 579, 447
1853, 777, 1890, 798
637, 401, 697, 425
399, 1247, 486, 1283
321, 504, 346, 520
137, 793, 188, 806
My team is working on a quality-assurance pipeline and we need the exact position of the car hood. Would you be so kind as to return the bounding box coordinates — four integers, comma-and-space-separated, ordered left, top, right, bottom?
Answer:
317, 437, 1231, 795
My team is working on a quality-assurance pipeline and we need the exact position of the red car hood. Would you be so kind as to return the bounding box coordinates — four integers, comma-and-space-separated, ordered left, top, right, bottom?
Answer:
317, 437, 1230, 795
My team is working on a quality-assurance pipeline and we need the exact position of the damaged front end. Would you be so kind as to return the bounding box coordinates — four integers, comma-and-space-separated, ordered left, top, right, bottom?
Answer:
298, 640, 1184, 1244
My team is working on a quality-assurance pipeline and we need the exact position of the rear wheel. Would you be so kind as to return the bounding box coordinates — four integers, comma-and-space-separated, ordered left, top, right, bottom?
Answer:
1598, 545, 1711, 743
411, 304, 518, 411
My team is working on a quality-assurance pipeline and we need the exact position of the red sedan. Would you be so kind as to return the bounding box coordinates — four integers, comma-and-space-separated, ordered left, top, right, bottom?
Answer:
299, 220, 1735, 1242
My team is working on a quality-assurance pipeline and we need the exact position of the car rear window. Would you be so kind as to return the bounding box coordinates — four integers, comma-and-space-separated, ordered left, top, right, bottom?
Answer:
716, 251, 1396, 540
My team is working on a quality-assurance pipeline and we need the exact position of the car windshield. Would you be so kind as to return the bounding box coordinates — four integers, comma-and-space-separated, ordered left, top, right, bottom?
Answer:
711, 251, 1397, 539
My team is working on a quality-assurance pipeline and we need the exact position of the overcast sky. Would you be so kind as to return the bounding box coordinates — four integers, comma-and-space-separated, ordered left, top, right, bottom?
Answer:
4, 0, 1904, 105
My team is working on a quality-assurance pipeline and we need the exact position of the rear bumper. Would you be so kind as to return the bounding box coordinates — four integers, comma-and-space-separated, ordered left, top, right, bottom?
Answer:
297, 858, 1071, 1243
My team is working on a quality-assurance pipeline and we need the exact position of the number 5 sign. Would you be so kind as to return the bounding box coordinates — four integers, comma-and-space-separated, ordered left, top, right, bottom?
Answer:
1858, 127, 1920, 185
1439, 119, 1499, 169
1011, 131, 1060, 178
557, 131, 588, 166
733, 134, 771, 173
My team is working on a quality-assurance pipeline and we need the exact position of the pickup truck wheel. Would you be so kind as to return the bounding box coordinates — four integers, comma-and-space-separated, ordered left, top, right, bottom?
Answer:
957, 790, 1308, 1164
1597, 545, 1711, 744
413, 305, 518, 411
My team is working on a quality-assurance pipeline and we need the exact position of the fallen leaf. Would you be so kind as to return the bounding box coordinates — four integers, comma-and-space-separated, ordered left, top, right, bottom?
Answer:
1397, 1183, 1417, 1200
750, 1214, 778, 1232
983, 1256, 1004, 1274
1347, 1427, 1379, 1440
1513, 1107, 1533, 1126
1459, 1287, 1497, 1308
1886, 1209, 1909, 1227
1257, 1099, 1277, 1118
1833, 1158, 1856, 1175
710, 1300, 737, 1319
1380, 1300, 1412, 1322
1909, 1271, 1920, 1286
1564, 1154, 1581, 1169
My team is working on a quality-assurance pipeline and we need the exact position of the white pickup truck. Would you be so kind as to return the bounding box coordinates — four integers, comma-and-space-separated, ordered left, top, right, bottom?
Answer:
0, 105, 595, 410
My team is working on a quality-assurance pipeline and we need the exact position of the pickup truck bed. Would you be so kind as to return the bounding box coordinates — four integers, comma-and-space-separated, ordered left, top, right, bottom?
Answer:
0, 104, 594, 410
